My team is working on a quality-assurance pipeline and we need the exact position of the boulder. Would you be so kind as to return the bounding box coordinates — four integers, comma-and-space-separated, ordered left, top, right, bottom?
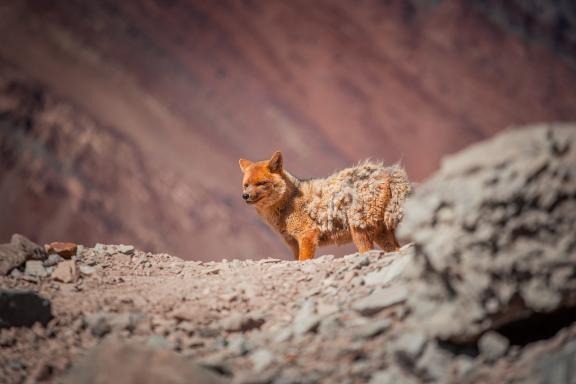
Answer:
400, 125, 576, 342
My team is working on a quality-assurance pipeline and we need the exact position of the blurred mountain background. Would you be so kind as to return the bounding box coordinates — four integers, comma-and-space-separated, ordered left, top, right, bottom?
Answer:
1, 0, 575, 260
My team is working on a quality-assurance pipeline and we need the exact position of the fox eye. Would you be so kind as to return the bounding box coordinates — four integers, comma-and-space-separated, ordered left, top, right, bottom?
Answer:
256, 181, 269, 186
243, 183, 248, 188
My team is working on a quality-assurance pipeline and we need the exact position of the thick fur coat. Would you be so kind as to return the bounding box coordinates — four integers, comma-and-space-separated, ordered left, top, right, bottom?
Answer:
239, 151, 411, 261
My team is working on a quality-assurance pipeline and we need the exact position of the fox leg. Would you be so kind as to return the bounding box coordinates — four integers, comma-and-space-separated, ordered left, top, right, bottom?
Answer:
284, 237, 299, 260
297, 231, 318, 261
350, 227, 374, 253
375, 229, 400, 252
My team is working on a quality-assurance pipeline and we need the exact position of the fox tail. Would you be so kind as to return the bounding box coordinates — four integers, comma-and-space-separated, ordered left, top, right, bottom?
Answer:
384, 164, 411, 230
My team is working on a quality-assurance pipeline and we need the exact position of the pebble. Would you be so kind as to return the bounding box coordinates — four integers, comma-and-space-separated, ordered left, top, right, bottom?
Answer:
79, 264, 96, 275
43, 254, 64, 267
363, 255, 410, 286
24, 260, 48, 278
478, 331, 509, 361
293, 300, 321, 336
146, 334, 175, 349
46, 242, 77, 259
393, 331, 427, 363
250, 349, 274, 372
51, 260, 78, 283
117, 245, 135, 255
352, 285, 408, 316
220, 313, 265, 332
353, 318, 391, 339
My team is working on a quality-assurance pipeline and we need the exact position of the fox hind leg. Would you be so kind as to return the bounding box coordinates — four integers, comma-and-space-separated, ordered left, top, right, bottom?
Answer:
375, 228, 400, 252
350, 227, 374, 253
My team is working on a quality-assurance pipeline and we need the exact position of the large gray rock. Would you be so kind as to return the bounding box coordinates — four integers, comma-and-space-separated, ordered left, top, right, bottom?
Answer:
399, 124, 576, 342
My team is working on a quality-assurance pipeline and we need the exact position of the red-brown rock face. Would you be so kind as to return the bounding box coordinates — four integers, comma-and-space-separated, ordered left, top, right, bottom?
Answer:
0, 0, 575, 260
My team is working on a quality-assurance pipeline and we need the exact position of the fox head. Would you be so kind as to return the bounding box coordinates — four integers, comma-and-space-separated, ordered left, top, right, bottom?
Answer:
239, 150, 288, 207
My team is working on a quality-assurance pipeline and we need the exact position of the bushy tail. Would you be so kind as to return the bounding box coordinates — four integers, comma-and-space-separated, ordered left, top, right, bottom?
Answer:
384, 165, 411, 230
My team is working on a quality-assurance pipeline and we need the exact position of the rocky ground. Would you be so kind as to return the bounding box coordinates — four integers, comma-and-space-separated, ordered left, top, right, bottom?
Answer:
1, 124, 575, 383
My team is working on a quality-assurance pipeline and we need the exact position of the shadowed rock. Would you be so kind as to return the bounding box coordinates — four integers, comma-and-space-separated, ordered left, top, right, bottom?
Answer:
0, 289, 53, 328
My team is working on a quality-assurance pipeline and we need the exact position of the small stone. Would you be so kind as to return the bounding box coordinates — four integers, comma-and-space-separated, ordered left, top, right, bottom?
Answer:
46, 242, 78, 259
363, 255, 411, 286
352, 285, 408, 316
415, 342, 452, 382
273, 327, 293, 343
94, 243, 108, 253
84, 313, 112, 337
343, 270, 356, 284
293, 300, 321, 335
393, 331, 427, 363
43, 254, 63, 267
369, 368, 417, 384
51, 260, 78, 283
0, 289, 53, 328
0, 244, 22, 275
9, 268, 22, 279
147, 334, 175, 349
220, 313, 265, 332
353, 254, 370, 269
317, 302, 339, 317
117, 245, 135, 255
12, 234, 46, 260
227, 334, 250, 356
250, 349, 274, 372
353, 319, 391, 339
79, 264, 96, 275
115, 253, 132, 264
84, 312, 142, 336
172, 307, 200, 322
25, 260, 48, 278
478, 331, 509, 361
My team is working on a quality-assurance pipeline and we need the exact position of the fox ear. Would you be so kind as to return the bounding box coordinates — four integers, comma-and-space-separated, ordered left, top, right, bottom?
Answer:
268, 150, 283, 173
239, 158, 252, 172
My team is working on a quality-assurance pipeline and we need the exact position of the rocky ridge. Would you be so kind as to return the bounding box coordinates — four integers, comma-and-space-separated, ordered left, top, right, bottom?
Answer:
0, 124, 575, 383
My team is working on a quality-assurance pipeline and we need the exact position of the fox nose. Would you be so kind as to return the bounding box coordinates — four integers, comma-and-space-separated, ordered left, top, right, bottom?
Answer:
242, 193, 250, 201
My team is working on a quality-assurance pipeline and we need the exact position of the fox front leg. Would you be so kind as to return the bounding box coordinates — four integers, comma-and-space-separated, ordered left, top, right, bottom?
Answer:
297, 231, 319, 261
283, 236, 300, 260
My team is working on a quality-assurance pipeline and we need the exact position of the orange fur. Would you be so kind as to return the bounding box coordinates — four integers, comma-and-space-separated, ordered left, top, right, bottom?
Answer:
239, 151, 411, 261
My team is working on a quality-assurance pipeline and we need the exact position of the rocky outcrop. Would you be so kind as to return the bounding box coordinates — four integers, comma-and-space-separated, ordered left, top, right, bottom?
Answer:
400, 124, 576, 343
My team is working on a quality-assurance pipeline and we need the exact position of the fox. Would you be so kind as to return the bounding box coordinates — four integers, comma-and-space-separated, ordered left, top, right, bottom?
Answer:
239, 151, 411, 261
